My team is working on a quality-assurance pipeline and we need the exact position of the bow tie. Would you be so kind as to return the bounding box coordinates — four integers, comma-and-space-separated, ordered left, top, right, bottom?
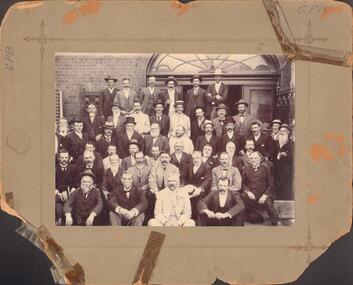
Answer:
222, 168, 228, 171
219, 119, 225, 122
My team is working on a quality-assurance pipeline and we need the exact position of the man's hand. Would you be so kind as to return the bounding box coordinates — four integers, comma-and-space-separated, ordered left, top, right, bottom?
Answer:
95, 134, 102, 141
192, 187, 202, 197
214, 212, 224, 220
171, 220, 180, 227
124, 210, 135, 220
215, 95, 222, 100
203, 209, 215, 219
246, 191, 256, 200
86, 212, 96, 226
65, 213, 73, 226
164, 221, 173, 226
258, 194, 268, 204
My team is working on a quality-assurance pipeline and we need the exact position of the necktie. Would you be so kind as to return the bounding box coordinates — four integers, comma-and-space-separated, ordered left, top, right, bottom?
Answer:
137, 169, 141, 183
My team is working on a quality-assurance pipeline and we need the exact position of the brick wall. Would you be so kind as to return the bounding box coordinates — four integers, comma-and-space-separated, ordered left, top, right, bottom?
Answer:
55, 53, 152, 120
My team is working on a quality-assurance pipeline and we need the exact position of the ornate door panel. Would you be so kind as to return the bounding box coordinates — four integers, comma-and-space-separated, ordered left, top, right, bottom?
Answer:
244, 87, 275, 124
81, 90, 102, 117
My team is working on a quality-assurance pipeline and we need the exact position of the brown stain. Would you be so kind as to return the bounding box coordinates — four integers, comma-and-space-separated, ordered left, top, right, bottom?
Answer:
15, 1, 43, 10
63, 9, 79, 24
320, 4, 344, 20
307, 193, 320, 205
65, 263, 85, 285
63, 0, 102, 24
324, 132, 347, 158
310, 144, 334, 162
170, 0, 192, 16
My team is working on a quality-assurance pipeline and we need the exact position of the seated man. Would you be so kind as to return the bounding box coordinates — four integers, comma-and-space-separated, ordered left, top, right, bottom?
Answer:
241, 151, 281, 226
95, 121, 116, 159
211, 152, 242, 191
75, 150, 104, 187
101, 154, 123, 200
144, 123, 170, 156
148, 172, 195, 227
108, 171, 148, 226
170, 140, 192, 185
146, 145, 161, 169
169, 125, 194, 155
63, 170, 103, 226
128, 151, 151, 192
102, 144, 119, 172
121, 139, 141, 170
225, 141, 242, 170
201, 144, 219, 169
197, 177, 245, 226
130, 100, 151, 135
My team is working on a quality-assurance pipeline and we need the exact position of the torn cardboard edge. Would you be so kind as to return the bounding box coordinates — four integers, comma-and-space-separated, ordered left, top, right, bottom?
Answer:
263, 0, 352, 67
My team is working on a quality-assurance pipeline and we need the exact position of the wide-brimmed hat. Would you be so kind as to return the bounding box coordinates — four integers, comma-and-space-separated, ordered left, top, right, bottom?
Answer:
164, 76, 177, 86
103, 121, 115, 129
215, 103, 228, 111
279, 123, 290, 131
129, 138, 141, 149
235, 99, 249, 107
124, 116, 136, 125
201, 120, 213, 131
104, 75, 117, 82
79, 169, 96, 181
271, 119, 282, 126
224, 117, 234, 125
190, 74, 202, 83
174, 100, 184, 107
153, 100, 164, 108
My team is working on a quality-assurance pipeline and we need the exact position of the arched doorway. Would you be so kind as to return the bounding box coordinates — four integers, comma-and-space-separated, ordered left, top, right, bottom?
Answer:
146, 54, 286, 123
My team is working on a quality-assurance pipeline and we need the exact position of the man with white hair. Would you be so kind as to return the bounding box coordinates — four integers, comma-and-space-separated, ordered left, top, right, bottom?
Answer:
143, 123, 169, 156
169, 100, 191, 138
170, 140, 192, 185
169, 125, 194, 155
148, 172, 195, 227
83, 103, 104, 142
273, 124, 293, 200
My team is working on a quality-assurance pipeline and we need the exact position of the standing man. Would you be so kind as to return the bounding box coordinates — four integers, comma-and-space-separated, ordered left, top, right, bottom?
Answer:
143, 123, 170, 156
102, 154, 123, 199
128, 151, 151, 192
241, 151, 280, 226
83, 103, 104, 142
197, 177, 245, 226
107, 103, 126, 135
169, 100, 191, 138
270, 119, 282, 141
148, 172, 195, 227
206, 69, 228, 118
273, 124, 293, 200
63, 170, 103, 226
101, 75, 118, 119
190, 106, 206, 143
160, 76, 183, 116
218, 117, 243, 154
250, 121, 273, 162
184, 75, 207, 118
130, 100, 151, 135
149, 100, 170, 137
113, 78, 137, 116
212, 103, 228, 137
195, 120, 219, 156
232, 99, 256, 140
139, 75, 160, 116
170, 141, 192, 185
108, 171, 148, 226
66, 119, 88, 162
95, 121, 116, 159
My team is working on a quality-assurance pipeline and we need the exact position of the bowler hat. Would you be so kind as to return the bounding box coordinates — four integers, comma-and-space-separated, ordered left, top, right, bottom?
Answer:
164, 76, 177, 86
215, 103, 228, 110
201, 120, 213, 131
124, 116, 136, 125
224, 117, 234, 125
235, 99, 249, 107
79, 169, 96, 181
190, 74, 202, 83
129, 138, 141, 149
104, 75, 117, 82
153, 100, 164, 108
271, 119, 282, 126
279, 123, 290, 131
103, 121, 115, 129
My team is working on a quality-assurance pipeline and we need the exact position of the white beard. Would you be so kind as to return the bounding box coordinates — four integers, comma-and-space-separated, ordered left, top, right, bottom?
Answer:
278, 133, 289, 148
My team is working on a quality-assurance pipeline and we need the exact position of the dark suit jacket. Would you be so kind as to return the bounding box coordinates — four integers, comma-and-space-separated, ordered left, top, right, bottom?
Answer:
203, 156, 219, 169
108, 185, 148, 214
206, 82, 228, 116
95, 136, 116, 159
150, 114, 170, 137
138, 87, 160, 116
184, 88, 207, 118
101, 167, 123, 194
143, 134, 170, 156
82, 115, 104, 142
55, 163, 77, 192
219, 131, 243, 155
170, 152, 192, 185
101, 87, 118, 119
66, 132, 89, 161
75, 162, 104, 188
106, 115, 126, 136
252, 133, 273, 160
159, 90, 183, 115
212, 117, 226, 137
242, 164, 273, 200
56, 133, 69, 153
115, 131, 144, 159
197, 190, 245, 218
232, 113, 257, 140
190, 117, 206, 143
195, 134, 219, 155
183, 162, 212, 195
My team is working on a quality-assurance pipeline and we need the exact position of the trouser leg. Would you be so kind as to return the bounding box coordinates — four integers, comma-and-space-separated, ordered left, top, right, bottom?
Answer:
55, 202, 64, 222
148, 218, 163, 226
263, 198, 279, 225
109, 211, 123, 226
232, 209, 245, 226
130, 213, 145, 226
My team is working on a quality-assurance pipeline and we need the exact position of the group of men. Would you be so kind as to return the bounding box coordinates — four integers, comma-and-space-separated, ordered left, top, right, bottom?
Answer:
55, 69, 294, 227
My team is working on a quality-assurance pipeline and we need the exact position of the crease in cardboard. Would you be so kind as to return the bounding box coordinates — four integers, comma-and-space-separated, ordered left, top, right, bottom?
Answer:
263, 0, 352, 67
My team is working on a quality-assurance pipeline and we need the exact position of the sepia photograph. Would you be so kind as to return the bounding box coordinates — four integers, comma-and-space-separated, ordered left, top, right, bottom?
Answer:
55, 53, 295, 227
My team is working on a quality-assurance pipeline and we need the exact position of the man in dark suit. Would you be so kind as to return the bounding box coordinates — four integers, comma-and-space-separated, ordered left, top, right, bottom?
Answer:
170, 141, 192, 185
218, 117, 243, 155
113, 78, 137, 116
184, 75, 207, 118
121, 139, 141, 170
183, 151, 212, 221
241, 151, 281, 226
159, 76, 183, 116
75, 142, 103, 171
95, 121, 116, 159
75, 150, 104, 188
201, 144, 219, 169
206, 69, 228, 118
66, 119, 89, 162
190, 106, 206, 143
232, 99, 257, 140
149, 100, 170, 137
143, 123, 169, 156
101, 75, 119, 119
138, 75, 160, 116
197, 176, 245, 226
195, 120, 219, 155
128, 151, 151, 192
212, 103, 228, 137
83, 103, 104, 142
55, 149, 77, 224
115, 117, 144, 159
63, 170, 103, 226
250, 121, 274, 162
108, 171, 148, 226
